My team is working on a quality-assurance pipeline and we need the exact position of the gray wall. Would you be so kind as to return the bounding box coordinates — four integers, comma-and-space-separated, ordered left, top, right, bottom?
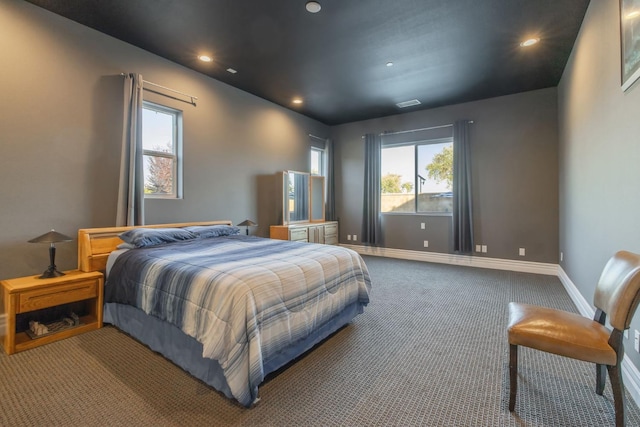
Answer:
558, 1, 640, 367
0, 0, 328, 279
332, 88, 559, 263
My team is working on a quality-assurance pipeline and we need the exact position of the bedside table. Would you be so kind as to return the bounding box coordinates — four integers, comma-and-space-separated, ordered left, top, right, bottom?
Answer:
0, 270, 104, 355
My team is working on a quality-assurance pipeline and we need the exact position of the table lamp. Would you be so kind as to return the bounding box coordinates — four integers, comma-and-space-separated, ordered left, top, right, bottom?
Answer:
237, 219, 257, 235
28, 229, 73, 278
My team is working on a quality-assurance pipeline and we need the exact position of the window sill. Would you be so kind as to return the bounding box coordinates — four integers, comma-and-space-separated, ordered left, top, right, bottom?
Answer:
144, 195, 181, 200
381, 212, 452, 217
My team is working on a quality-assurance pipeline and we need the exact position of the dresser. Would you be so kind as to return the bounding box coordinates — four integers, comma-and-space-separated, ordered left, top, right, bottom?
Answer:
270, 221, 338, 245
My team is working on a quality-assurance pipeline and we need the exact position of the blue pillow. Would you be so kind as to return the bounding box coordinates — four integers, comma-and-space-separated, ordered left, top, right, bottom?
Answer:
184, 225, 241, 239
119, 227, 197, 248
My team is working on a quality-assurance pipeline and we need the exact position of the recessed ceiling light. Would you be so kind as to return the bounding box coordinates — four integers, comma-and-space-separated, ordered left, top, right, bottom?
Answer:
226, 68, 237, 74
198, 55, 213, 62
386, 62, 394, 67
519, 38, 540, 47
306, 1, 321, 13
292, 98, 303, 105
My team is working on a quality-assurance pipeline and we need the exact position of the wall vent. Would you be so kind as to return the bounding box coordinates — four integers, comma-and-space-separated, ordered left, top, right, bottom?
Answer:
395, 99, 421, 108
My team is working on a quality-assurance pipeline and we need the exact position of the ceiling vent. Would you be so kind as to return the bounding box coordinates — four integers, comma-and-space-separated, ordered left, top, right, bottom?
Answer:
396, 99, 421, 108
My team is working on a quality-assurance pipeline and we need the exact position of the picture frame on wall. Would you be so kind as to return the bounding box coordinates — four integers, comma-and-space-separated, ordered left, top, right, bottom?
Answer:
621, 0, 640, 91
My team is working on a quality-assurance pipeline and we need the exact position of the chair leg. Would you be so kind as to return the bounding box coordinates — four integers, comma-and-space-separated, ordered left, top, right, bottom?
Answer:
596, 363, 606, 395
509, 344, 518, 412
607, 363, 625, 427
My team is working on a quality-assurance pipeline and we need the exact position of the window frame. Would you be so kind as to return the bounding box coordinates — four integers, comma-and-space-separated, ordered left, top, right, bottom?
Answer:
310, 146, 325, 177
380, 136, 454, 216
142, 101, 183, 199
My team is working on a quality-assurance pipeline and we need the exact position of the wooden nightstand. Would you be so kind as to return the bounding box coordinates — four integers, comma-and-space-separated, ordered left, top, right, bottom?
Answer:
0, 270, 103, 355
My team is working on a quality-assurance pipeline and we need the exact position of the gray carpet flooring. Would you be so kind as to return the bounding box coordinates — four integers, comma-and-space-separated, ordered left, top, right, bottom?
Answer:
1, 255, 639, 426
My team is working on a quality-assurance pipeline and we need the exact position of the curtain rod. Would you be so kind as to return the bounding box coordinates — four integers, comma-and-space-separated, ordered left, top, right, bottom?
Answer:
120, 73, 198, 106
308, 133, 327, 141
381, 123, 451, 136
361, 121, 474, 138
381, 121, 474, 136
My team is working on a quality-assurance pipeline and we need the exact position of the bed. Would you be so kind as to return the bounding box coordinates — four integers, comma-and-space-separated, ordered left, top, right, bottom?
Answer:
77, 221, 371, 407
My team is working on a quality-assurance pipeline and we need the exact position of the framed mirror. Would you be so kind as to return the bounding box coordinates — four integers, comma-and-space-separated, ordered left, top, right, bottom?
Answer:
283, 171, 309, 223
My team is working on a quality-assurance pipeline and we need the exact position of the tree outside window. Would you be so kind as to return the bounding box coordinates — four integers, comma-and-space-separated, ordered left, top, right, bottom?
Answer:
144, 144, 174, 194
142, 102, 182, 198
381, 139, 453, 214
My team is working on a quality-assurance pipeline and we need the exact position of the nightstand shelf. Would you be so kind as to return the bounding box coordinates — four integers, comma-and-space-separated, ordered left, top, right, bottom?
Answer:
1, 270, 104, 355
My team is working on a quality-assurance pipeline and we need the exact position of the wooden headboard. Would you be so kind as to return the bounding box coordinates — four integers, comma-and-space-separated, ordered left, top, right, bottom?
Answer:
77, 220, 233, 272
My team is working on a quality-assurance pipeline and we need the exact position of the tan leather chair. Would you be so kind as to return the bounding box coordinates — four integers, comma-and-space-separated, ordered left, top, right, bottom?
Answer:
508, 251, 640, 427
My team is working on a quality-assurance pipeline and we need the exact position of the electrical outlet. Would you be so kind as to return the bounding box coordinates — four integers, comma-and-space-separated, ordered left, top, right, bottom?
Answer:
560, 252, 564, 262
481, 245, 487, 253
420, 223, 425, 230
347, 235, 351, 241
635, 330, 639, 352
352, 235, 357, 241
475, 245, 481, 252
423, 240, 429, 248
519, 248, 525, 256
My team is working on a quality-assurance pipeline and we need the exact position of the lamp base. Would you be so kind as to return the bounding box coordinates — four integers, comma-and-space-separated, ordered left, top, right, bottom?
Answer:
39, 267, 65, 279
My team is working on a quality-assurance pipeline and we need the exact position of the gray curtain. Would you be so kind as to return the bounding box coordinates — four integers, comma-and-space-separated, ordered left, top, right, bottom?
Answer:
452, 120, 473, 253
325, 138, 336, 221
116, 73, 145, 226
362, 133, 382, 245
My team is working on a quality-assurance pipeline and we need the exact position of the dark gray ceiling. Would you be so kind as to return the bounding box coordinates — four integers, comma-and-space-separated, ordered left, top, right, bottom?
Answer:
26, 0, 590, 125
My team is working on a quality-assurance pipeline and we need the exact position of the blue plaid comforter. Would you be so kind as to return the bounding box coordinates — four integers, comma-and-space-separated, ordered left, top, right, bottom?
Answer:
105, 235, 371, 406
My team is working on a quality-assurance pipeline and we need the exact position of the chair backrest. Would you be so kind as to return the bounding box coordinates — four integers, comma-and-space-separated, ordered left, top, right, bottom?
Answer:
594, 251, 640, 331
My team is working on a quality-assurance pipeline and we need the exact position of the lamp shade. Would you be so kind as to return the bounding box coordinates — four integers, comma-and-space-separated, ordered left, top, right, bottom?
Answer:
237, 219, 257, 227
28, 229, 73, 279
28, 230, 73, 244
237, 219, 257, 236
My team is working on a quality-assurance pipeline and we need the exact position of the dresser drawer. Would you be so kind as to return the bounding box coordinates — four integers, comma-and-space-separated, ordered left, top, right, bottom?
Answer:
18, 279, 99, 313
289, 228, 308, 242
324, 235, 338, 245
324, 223, 338, 236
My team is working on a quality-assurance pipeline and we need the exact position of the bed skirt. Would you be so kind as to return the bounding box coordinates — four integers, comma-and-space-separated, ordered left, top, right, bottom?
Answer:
103, 301, 365, 404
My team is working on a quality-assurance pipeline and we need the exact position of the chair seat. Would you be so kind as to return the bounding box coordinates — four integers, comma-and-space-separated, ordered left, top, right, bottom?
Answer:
508, 302, 617, 366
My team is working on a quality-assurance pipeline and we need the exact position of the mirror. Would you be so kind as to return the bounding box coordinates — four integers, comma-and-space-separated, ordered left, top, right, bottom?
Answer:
283, 171, 309, 223
310, 175, 325, 222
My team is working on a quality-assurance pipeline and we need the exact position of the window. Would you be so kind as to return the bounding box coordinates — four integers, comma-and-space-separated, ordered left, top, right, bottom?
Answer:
142, 102, 182, 198
380, 138, 453, 214
310, 146, 324, 176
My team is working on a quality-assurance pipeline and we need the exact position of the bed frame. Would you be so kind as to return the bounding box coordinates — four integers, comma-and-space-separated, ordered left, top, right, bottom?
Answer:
77, 220, 233, 272
77, 219, 366, 406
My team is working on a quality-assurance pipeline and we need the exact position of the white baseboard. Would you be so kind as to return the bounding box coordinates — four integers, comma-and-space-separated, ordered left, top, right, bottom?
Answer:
557, 267, 594, 316
342, 245, 640, 409
341, 244, 558, 275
